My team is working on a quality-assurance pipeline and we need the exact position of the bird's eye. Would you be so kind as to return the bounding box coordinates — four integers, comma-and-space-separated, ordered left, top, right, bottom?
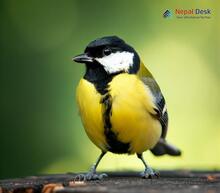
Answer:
103, 48, 112, 56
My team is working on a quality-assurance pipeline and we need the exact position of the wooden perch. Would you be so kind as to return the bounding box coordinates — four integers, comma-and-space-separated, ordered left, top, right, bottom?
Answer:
0, 171, 220, 193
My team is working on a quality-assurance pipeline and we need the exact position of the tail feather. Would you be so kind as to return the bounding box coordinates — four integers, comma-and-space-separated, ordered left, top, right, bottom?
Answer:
150, 139, 181, 156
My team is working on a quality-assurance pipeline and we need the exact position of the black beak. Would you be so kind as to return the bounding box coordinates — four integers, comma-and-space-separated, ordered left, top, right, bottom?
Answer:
72, 53, 94, 63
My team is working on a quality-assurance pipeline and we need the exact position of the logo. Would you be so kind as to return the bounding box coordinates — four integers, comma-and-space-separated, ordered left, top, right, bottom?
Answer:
163, 10, 172, 18
163, 9, 212, 19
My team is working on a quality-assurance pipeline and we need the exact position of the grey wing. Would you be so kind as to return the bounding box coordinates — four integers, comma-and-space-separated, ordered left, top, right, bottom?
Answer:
141, 77, 168, 139
141, 77, 181, 156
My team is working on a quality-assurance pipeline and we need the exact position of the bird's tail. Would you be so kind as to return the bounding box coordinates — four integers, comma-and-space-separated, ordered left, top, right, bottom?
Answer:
150, 139, 181, 156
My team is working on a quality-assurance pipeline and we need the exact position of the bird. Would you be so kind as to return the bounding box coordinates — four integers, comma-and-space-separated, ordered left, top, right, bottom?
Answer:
72, 36, 181, 180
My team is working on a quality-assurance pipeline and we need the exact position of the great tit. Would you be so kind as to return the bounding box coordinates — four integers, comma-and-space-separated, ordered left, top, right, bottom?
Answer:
73, 36, 181, 180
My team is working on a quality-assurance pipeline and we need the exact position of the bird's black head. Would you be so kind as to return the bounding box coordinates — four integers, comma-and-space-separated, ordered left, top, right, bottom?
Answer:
73, 36, 140, 76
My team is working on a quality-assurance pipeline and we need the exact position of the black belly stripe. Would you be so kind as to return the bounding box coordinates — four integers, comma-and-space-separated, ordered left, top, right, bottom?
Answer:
101, 93, 130, 154
84, 65, 130, 154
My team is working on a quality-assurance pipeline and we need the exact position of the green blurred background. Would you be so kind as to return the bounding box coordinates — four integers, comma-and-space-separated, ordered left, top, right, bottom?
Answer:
0, 0, 219, 179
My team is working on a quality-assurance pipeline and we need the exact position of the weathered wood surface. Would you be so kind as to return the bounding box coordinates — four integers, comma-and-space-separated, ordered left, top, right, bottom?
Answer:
0, 171, 220, 193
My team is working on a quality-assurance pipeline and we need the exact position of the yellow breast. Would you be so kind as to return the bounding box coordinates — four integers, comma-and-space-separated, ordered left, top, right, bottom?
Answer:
76, 79, 108, 151
109, 74, 161, 153
76, 74, 162, 154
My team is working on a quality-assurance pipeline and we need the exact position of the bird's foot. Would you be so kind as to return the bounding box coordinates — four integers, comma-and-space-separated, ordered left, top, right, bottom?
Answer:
140, 167, 160, 179
74, 172, 108, 181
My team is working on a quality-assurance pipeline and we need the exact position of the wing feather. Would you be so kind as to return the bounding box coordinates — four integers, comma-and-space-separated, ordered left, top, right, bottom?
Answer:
138, 62, 168, 139
138, 62, 181, 156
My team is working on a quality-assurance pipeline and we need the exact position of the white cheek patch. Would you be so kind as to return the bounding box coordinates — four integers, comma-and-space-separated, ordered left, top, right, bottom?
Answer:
95, 51, 134, 74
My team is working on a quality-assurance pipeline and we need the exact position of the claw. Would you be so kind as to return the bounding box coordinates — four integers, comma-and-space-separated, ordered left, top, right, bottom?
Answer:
140, 168, 160, 179
74, 172, 108, 181
99, 173, 108, 179
92, 174, 98, 180
74, 174, 86, 181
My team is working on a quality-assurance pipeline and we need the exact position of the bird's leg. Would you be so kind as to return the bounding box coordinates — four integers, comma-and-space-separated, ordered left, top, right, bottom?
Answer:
137, 153, 159, 179
75, 151, 107, 181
